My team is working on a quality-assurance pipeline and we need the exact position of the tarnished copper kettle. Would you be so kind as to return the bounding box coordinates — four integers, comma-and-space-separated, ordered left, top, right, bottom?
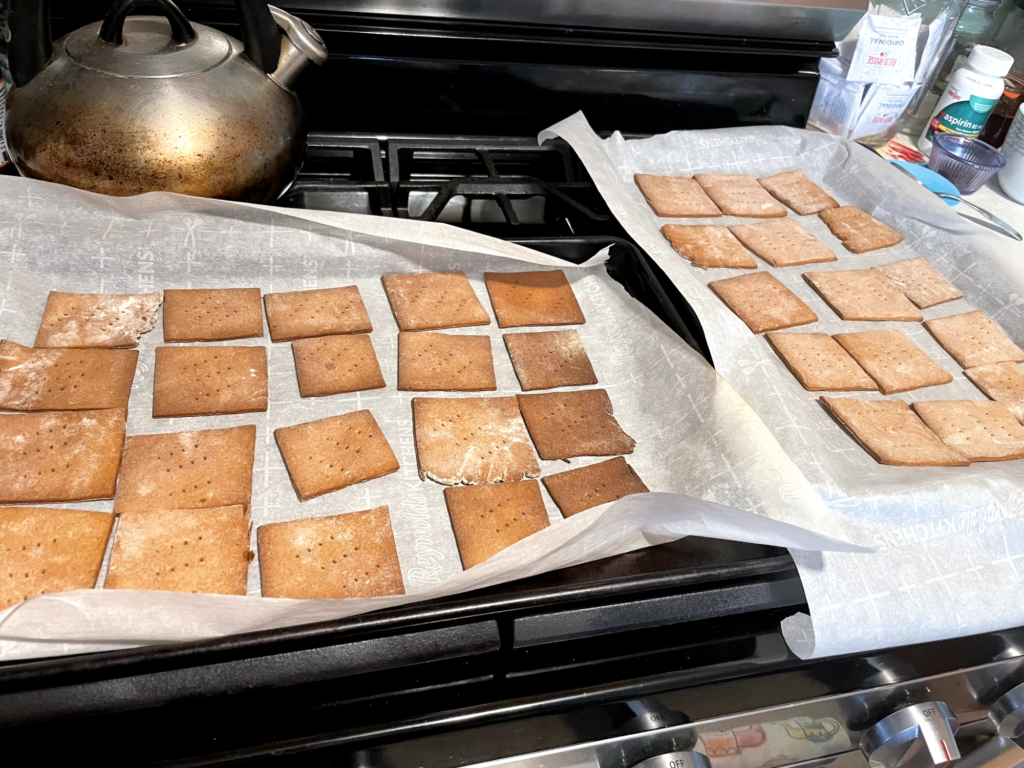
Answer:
6, 0, 327, 202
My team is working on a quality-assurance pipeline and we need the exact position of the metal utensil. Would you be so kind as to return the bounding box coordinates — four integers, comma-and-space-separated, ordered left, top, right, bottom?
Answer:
890, 161, 1022, 241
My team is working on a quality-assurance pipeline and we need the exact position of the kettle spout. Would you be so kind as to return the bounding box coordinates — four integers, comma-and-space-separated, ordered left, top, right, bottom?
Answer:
267, 6, 328, 91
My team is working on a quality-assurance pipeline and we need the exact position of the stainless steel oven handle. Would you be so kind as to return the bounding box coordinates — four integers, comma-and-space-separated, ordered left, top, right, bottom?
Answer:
861, 702, 961, 768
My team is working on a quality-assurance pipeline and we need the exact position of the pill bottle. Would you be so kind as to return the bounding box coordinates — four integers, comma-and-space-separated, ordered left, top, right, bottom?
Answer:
997, 102, 1024, 200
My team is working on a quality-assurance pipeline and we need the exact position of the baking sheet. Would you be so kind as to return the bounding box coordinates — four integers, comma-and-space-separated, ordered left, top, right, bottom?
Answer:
542, 112, 1024, 659
0, 177, 862, 662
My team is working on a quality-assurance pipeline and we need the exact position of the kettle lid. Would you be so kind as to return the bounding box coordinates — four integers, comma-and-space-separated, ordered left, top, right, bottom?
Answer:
66, 16, 232, 78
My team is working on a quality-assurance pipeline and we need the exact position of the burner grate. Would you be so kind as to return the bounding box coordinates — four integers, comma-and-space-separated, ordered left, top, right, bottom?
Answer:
280, 134, 392, 216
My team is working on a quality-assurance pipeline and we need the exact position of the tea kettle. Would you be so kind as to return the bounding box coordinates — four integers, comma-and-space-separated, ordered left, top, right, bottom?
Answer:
6, 0, 328, 203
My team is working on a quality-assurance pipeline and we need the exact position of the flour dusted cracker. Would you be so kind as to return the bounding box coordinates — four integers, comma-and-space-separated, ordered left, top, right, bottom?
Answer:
729, 218, 837, 268
765, 332, 876, 391
105, 505, 250, 595
412, 396, 540, 485
517, 389, 635, 460
162, 288, 264, 342
0, 340, 137, 411
398, 332, 496, 392
820, 397, 967, 467
258, 506, 405, 599
708, 272, 818, 334
484, 270, 586, 328
293, 334, 386, 398
694, 174, 788, 218
0, 507, 113, 609
0, 408, 126, 503
542, 457, 649, 518
153, 345, 268, 418
803, 270, 923, 322
757, 169, 839, 216
634, 174, 721, 217
924, 310, 1024, 369
912, 400, 1024, 462
275, 410, 399, 501
504, 329, 597, 391
819, 206, 903, 253
381, 271, 490, 331
113, 424, 256, 515
444, 480, 550, 568
965, 362, 1024, 423
264, 285, 373, 342
661, 225, 758, 269
34, 291, 163, 348
834, 330, 953, 394
873, 257, 963, 309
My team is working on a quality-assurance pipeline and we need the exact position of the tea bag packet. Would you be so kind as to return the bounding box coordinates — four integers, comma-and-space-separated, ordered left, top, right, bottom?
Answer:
846, 12, 921, 86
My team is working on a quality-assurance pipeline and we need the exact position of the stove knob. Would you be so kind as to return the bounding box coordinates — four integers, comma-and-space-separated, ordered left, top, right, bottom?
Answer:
992, 682, 1024, 744
860, 702, 960, 768
631, 751, 712, 768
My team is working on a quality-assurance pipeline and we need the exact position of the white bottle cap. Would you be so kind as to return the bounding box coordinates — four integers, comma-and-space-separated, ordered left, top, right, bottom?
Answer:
967, 45, 1014, 78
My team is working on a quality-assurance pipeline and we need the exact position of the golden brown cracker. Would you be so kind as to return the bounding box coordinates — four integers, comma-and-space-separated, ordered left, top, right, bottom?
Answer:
965, 362, 1024, 423
708, 272, 818, 334
729, 218, 837, 268
542, 457, 649, 518
517, 389, 636, 460
834, 330, 953, 395
924, 310, 1024, 369
162, 288, 264, 342
757, 169, 839, 216
872, 257, 963, 309
258, 506, 405, 599
0, 507, 113, 609
661, 225, 758, 269
819, 206, 903, 253
34, 291, 163, 349
693, 173, 788, 218
381, 271, 490, 331
765, 332, 876, 392
803, 270, 923, 322
113, 424, 256, 515
0, 340, 137, 411
412, 396, 540, 485
398, 332, 496, 392
503, 329, 598, 391
105, 505, 250, 595
444, 480, 550, 568
912, 400, 1024, 462
263, 285, 372, 342
152, 345, 268, 418
634, 174, 721, 217
0, 408, 126, 503
275, 411, 399, 501
484, 270, 586, 328
292, 334, 386, 398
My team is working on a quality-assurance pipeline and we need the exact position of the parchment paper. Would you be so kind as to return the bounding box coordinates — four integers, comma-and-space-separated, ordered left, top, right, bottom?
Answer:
542, 112, 1024, 659
0, 176, 862, 662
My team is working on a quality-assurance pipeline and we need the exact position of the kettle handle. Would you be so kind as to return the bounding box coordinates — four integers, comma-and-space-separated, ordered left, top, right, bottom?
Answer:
234, 0, 282, 75
9, 0, 52, 88
99, 0, 197, 45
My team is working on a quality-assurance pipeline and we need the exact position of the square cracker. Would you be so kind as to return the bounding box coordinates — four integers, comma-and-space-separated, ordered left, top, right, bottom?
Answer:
444, 480, 550, 568
803, 270, 923, 322
0, 408, 126, 504
163, 288, 264, 342
820, 397, 967, 467
757, 169, 839, 216
634, 174, 721, 217
34, 291, 163, 349
293, 334, 386, 398
834, 330, 953, 395
0, 340, 137, 411
398, 332, 496, 392
105, 505, 250, 595
661, 225, 757, 269
924, 310, 1024, 369
965, 362, 1024, 423
153, 345, 268, 418
275, 410, 399, 501
729, 218, 837, 268
412, 396, 540, 485
708, 272, 818, 334
517, 389, 636, 460
872, 257, 963, 309
381, 271, 490, 331
765, 332, 876, 392
912, 400, 1024, 462
819, 206, 903, 253
113, 424, 256, 515
693, 174, 788, 218
504, 329, 597, 391
484, 270, 586, 328
0, 507, 113, 609
258, 506, 405, 599
542, 456, 649, 518
264, 286, 373, 342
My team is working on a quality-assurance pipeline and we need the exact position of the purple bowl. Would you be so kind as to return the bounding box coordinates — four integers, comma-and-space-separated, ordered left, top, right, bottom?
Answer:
928, 133, 1006, 195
